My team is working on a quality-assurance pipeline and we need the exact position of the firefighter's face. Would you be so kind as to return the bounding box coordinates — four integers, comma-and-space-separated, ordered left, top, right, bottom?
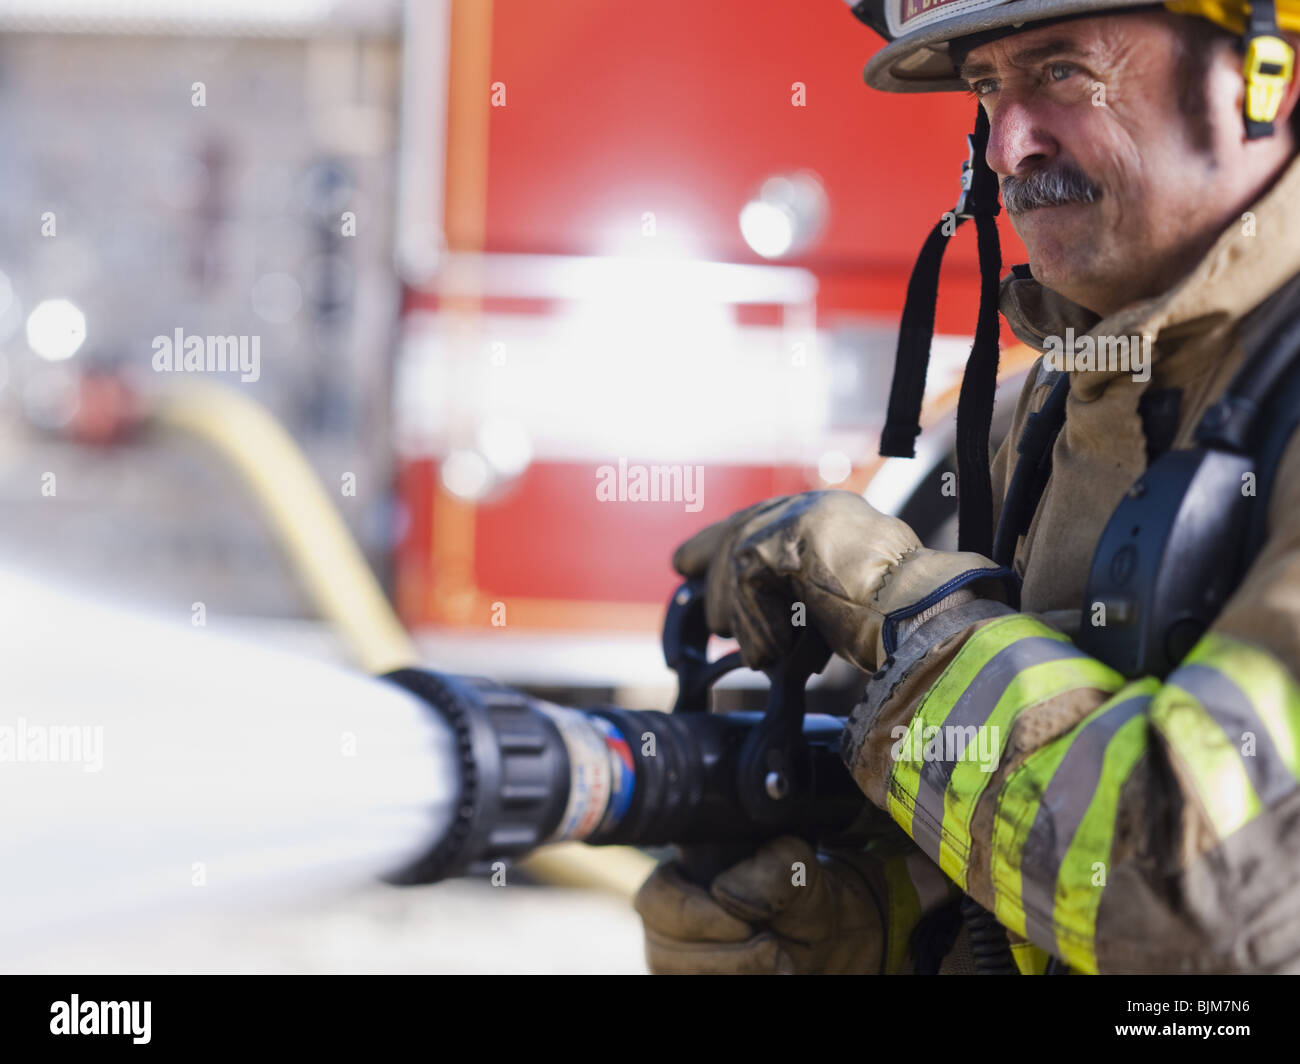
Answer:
961, 12, 1298, 317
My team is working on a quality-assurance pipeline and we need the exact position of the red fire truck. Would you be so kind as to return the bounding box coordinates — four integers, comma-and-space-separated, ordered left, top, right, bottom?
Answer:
390, 0, 1035, 695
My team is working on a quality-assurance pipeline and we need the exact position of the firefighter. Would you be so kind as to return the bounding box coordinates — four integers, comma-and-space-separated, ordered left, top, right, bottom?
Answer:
634, 0, 1300, 974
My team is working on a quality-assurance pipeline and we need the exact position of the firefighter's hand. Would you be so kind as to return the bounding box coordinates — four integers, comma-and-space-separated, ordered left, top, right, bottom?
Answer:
632, 836, 884, 975
672, 490, 1003, 673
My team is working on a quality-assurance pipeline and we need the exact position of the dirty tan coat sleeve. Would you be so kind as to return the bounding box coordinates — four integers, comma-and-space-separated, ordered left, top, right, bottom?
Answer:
841, 388, 1300, 974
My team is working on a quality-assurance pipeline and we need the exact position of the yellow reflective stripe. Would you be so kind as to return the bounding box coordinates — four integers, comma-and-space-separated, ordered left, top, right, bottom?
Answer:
1183, 632, 1300, 783
1011, 940, 1051, 975
938, 656, 1125, 887
1053, 712, 1147, 974
887, 614, 1071, 835
991, 717, 1079, 940
882, 854, 921, 975
991, 678, 1159, 953
1152, 684, 1263, 839
983, 632, 1297, 974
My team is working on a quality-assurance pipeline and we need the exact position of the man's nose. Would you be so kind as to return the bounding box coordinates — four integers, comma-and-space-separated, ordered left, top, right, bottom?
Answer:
983, 100, 1058, 179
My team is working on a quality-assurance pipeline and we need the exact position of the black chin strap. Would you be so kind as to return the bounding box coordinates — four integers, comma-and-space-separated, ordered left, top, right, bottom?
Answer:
879, 106, 1004, 556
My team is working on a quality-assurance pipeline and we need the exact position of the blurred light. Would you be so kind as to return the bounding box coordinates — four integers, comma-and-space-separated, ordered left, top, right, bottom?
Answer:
251, 273, 303, 323
598, 220, 702, 263
394, 256, 826, 470
26, 299, 86, 362
476, 419, 532, 479
430, 251, 817, 305
818, 450, 852, 485
440, 449, 492, 501
740, 171, 828, 260
739, 201, 796, 259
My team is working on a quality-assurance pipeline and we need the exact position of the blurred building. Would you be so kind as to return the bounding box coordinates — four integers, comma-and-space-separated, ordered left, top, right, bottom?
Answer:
0, 0, 402, 616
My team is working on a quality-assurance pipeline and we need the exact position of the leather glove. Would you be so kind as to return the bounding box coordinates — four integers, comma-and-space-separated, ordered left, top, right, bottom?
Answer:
632, 836, 885, 974
672, 490, 1007, 673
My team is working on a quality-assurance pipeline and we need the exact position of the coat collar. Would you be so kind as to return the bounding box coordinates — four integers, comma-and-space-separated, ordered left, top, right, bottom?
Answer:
998, 152, 1300, 401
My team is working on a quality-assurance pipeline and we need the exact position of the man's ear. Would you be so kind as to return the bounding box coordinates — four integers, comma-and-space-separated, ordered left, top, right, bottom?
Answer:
1281, 33, 1300, 136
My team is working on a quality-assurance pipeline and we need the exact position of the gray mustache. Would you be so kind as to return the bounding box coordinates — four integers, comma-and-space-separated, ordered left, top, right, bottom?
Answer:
1001, 165, 1102, 214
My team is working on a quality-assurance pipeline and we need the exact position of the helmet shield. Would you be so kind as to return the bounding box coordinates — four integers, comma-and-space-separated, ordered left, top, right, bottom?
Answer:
848, 0, 1173, 91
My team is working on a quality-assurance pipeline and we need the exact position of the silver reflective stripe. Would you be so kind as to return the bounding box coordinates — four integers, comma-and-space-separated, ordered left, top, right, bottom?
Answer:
1172, 663, 1295, 807
909, 635, 1090, 864
1019, 693, 1151, 955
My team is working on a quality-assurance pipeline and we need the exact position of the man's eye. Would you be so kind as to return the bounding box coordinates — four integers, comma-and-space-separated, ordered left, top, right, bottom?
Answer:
1048, 62, 1076, 81
969, 78, 998, 97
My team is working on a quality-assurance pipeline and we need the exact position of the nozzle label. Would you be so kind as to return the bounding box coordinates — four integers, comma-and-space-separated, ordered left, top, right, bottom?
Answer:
596, 719, 636, 832
536, 705, 635, 841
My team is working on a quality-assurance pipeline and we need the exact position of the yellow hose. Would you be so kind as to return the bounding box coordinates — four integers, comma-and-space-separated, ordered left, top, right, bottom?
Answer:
153, 382, 655, 896
155, 383, 417, 676
520, 842, 656, 896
